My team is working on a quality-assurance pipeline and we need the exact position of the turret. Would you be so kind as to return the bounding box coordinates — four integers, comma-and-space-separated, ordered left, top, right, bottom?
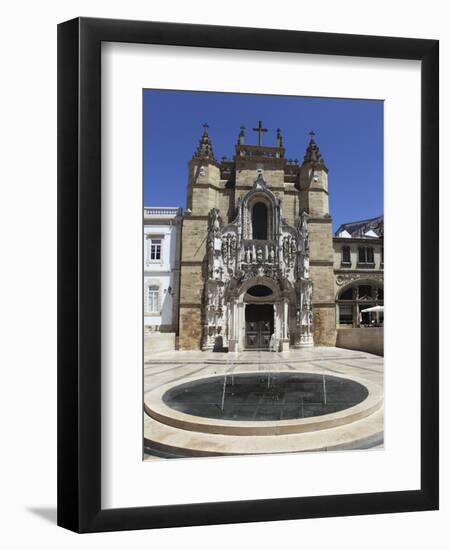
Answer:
298, 131, 335, 345
299, 131, 329, 218
187, 123, 221, 212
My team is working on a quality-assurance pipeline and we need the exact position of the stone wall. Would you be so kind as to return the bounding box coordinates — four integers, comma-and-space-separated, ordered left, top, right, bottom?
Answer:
336, 327, 384, 356
179, 307, 203, 350
144, 331, 176, 354
313, 306, 336, 346
308, 218, 336, 345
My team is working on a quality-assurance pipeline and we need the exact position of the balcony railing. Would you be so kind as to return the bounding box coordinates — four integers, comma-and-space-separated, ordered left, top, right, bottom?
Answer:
144, 207, 182, 218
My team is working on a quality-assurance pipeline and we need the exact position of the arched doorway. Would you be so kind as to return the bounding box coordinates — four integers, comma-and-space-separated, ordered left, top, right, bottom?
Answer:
243, 284, 274, 349
245, 303, 274, 349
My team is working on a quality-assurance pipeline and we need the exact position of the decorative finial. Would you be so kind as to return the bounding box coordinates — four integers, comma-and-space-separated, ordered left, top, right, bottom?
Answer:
193, 122, 215, 160
302, 130, 325, 166
276, 128, 283, 147
238, 125, 245, 145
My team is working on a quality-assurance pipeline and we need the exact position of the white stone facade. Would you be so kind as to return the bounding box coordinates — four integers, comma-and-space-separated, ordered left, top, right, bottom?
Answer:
144, 207, 182, 333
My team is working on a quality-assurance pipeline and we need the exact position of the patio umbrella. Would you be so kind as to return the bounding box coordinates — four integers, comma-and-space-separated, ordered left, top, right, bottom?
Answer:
360, 305, 384, 313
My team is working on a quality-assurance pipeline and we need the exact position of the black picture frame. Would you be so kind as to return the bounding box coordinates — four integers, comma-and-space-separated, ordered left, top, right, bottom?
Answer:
57, 17, 439, 533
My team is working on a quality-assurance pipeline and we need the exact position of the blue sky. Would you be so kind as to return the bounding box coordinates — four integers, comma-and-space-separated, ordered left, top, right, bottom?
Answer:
143, 90, 383, 232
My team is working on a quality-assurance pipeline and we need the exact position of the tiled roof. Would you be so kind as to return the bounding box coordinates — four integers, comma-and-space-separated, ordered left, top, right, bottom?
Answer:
335, 215, 383, 238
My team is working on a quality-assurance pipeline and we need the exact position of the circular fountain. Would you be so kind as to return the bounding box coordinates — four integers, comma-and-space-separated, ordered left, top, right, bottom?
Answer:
163, 372, 368, 421
144, 370, 382, 439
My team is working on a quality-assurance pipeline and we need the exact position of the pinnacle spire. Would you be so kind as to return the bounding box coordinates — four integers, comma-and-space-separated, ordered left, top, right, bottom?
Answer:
276, 128, 283, 147
303, 130, 326, 166
193, 122, 216, 160
237, 125, 245, 145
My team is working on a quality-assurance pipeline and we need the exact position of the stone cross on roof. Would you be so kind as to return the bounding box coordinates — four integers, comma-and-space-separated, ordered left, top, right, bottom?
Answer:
252, 120, 268, 146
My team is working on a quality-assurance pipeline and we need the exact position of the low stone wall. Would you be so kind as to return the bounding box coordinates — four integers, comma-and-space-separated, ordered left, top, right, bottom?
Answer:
145, 332, 176, 354
336, 327, 384, 356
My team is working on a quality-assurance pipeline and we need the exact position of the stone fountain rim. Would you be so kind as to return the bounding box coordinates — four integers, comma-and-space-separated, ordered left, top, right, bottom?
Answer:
144, 370, 383, 436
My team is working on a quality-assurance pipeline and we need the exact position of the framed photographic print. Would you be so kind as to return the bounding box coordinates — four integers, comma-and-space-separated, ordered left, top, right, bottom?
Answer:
57, 17, 439, 532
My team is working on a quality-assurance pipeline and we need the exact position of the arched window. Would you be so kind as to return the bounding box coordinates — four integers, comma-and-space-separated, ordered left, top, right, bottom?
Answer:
337, 283, 383, 327
252, 202, 268, 240
246, 285, 273, 297
339, 287, 353, 300
147, 285, 160, 313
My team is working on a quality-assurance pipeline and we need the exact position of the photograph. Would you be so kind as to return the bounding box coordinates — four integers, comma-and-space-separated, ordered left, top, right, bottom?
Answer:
142, 90, 384, 458
0, 0, 442, 541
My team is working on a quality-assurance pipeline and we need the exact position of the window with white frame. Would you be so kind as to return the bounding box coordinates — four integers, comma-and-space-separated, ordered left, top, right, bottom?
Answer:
150, 238, 162, 261
147, 285, 160, 313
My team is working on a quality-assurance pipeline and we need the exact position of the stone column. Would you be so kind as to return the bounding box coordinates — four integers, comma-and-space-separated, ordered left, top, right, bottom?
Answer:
228, 298, 239, 352
280, 298, 290, 352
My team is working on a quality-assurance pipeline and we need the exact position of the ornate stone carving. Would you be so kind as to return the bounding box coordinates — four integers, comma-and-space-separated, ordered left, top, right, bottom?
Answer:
202, 174, 314, 350
335, 272, 384, 287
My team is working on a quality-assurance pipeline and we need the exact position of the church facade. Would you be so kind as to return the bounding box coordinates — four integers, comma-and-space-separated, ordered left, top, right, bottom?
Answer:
178, 122, 337, 351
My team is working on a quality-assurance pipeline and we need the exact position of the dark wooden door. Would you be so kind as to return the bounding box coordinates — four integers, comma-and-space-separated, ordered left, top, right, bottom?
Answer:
245, 304, 274, 349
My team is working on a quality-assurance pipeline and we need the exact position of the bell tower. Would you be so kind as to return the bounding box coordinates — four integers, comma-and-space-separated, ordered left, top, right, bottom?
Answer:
179, 124, 222, 350
298, 132, 336, 345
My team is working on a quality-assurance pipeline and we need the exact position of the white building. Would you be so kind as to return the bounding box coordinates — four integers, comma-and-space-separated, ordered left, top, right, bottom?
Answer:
144, 207, 182, 350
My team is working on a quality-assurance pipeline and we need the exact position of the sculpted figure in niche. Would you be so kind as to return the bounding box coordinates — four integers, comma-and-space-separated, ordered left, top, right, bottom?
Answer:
283, 236, 290, 261
230, 235, 236, 258
256, 247, 263, 263
221, 241, 228, 262
290, 239, 296, 258
298, 211, 310, 253
208, 208, 221, 237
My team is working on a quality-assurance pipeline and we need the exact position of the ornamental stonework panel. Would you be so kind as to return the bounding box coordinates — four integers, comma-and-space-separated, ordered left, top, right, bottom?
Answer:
335, 272, 384, 287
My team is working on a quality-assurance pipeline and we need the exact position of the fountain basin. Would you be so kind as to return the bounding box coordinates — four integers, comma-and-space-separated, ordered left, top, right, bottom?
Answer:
144, 370, 382, 436
162, 373, 368, 421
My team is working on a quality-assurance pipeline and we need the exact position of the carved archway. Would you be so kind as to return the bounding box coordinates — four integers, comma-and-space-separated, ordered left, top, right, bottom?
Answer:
240, 179, 280, 241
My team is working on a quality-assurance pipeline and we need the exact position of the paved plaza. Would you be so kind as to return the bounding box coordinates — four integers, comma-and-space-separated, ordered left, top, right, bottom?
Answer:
144, 347, 384, 459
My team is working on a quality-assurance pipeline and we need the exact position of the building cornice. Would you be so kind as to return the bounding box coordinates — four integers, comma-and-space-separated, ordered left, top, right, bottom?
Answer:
308, 217, 333, 224
181, 260, 205, 267
333, 237, 383, 244
334, 269, 384, 275
310, 260, 334, 267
